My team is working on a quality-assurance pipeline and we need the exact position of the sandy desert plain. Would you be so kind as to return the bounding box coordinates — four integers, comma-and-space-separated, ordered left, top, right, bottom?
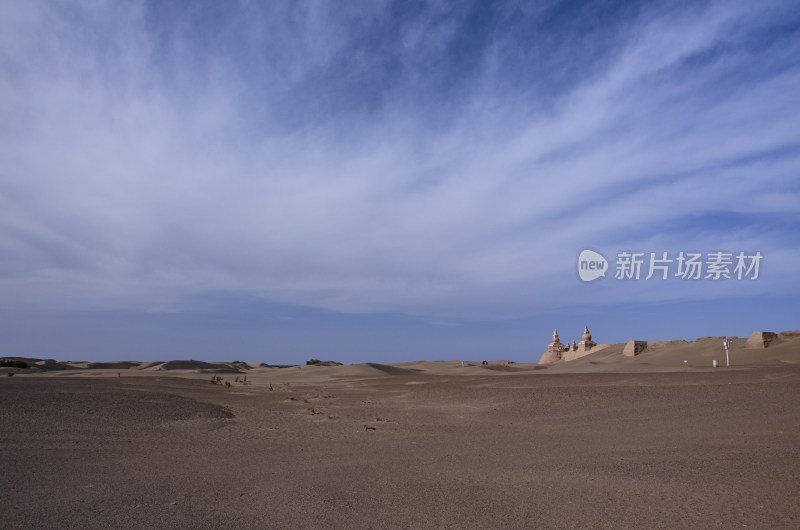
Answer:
2, 331, 800, 528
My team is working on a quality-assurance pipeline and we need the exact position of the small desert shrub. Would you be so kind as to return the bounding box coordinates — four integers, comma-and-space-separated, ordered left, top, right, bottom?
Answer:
268, 384, 274, 391
7, 372, 14, 377
225, 380, 231, 388
235, 376, 240, 383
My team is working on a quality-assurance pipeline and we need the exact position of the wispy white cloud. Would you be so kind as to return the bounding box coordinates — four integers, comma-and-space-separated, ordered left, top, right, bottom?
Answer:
0, 0, 798, 322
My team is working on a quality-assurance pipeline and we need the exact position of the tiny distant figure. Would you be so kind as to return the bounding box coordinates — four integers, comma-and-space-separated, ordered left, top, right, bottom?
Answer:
482, 359, 487, 366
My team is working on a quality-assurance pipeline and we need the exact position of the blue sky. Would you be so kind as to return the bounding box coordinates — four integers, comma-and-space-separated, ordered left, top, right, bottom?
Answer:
1, 1, 798, 363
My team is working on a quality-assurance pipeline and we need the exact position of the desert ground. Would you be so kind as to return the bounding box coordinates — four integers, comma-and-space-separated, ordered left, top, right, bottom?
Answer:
2, 332, 799, 528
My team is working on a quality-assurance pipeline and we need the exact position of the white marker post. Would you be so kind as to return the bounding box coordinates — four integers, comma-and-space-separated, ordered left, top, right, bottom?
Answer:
723, 338, 730, 367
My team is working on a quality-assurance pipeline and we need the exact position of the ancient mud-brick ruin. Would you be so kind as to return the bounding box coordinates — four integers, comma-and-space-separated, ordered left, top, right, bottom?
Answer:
577, 325, 596, 352
539, 326, 597, 364
623, 340, 647, 356
745, 331, 778, 349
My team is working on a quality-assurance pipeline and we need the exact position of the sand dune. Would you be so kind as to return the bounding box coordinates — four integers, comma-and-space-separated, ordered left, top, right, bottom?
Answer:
543, 330, 800, 373
363, 362, 418, 376
86, 361, 142, 370
157, 360, 215, 371
138, 361, 165, 370
540, 329, 800, 372
481, 363, 545, 372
